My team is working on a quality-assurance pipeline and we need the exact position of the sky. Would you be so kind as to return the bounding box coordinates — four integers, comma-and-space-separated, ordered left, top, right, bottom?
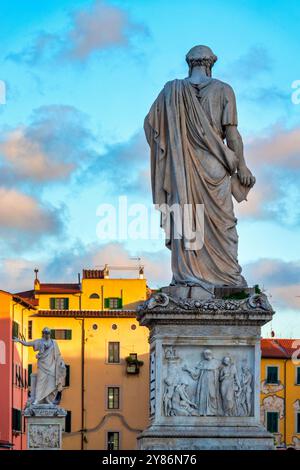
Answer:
0, 0, 300, 337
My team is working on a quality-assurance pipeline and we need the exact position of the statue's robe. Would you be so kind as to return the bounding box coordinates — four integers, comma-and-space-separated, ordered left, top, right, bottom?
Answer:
190, 358, 220, 416
33, 339, 66, 403
144, 78, 246, 287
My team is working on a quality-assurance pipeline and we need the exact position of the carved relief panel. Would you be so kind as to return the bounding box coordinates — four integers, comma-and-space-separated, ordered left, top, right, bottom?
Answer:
161, 345, 254, 418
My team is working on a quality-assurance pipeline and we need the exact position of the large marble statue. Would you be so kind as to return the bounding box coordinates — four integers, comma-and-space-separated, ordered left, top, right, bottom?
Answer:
14, 327, 66, 405
144, 45, 256, 288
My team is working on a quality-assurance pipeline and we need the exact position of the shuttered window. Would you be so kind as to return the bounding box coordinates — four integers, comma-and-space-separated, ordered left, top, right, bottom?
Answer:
12, 321, 19, 339
266, 366, 279, 384
12, 408, 22, 432
65, 365, 70, 387
50, 298, 69, 310
65, 411, 72, 433
296, 367, 300, 385
51, 329, 72, 340
104, 298, 122, 309
28, 320, 33, 340
266, 412, 279, 433
28, 364, 32, 387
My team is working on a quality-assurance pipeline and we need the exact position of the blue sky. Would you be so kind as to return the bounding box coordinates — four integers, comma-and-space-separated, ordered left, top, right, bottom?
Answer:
0, 0, 300, 336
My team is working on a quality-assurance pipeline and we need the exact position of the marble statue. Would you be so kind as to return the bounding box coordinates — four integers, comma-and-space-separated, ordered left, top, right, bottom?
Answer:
163, 377, 175, 416
14, 327, 66, 405
171, 382, 198, 416
239, 365, 253, 416
219, 356, 241, 416
183, 349, 220, 416
144, 45, 256, 288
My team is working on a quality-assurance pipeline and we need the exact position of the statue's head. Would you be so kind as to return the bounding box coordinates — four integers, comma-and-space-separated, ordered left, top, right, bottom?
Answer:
203, 349, 213, 360
186, 45, 217, 77
222, 356, 231, 366
42, 327, 51, 340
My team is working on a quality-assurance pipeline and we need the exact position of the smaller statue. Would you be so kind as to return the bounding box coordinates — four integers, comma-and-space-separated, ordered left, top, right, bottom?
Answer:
163, 377, 175, 416
239, 365, 253, 416
14, 327, 66, 405
219, 356, 241, 416
171, 382, 198, 416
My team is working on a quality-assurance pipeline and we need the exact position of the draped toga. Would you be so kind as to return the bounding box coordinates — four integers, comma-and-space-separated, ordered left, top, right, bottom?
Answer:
33, 339, 65, 403
144, 78, 246, 287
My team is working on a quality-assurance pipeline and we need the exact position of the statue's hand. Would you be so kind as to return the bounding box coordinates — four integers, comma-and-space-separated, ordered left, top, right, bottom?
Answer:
238, 165, 256, 187
13, 337, 20, 343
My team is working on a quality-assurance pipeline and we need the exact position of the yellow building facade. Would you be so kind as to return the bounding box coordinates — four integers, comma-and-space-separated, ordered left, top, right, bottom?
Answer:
261, 339, 300, 449
18, 267, 150, 450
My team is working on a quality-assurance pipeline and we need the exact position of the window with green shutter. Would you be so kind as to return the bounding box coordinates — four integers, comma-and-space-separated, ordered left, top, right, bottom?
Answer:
65, 411, 72, 433
50, 329, 72, 340
28, 364, 33, 387
12, 321, 19, 339
65, 365, 70, 387
296, 367, 300, 385
12, 408, 22, 432
266, 366, 279, 384
104, 298, 122, 309
50, 298, 69, 310
266, 412, 279, 433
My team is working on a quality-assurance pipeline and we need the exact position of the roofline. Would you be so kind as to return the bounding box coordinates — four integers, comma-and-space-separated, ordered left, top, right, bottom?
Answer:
12, 295, 37, 310
31, 309, 137, 318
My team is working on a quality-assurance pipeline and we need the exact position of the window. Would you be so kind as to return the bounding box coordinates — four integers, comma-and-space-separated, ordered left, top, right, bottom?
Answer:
266, 411, 279, 433
108, 342, 120, 363
104, 297, 122, 309
65, 411, 72, 433
107, 387, 120, 409
51, 329, 72, 340
107, 432, 119, 450
266, 366, 279, 384
12, 321, 19, 339
89, 293, 100, 299
50, 298, 69, 310
65, 365, 70, 387
12, 408, 22, 432
296, 367, 300, 385
28, 364, 32, 387
28, 320, 33, 340
297, 413, 300, 434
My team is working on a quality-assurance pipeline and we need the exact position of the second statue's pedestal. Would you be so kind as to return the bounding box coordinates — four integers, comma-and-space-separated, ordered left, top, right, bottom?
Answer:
137, 289, 275, 450
23, 404, 67, 450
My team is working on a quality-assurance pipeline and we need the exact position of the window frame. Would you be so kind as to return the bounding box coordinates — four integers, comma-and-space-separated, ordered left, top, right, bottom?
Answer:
50, 329, 72, 340
265, 365, 279, 384
107, 341, 120, 364
266, 411, 279, 433
12, 408, 22, 432
107, 386, 120, 410
49, 297, 69, 310
106, 431, 120, 451
296, 366, 300, 386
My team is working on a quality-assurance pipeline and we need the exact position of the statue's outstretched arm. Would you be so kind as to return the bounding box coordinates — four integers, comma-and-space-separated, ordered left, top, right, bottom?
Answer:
13, 338, 35, 347
225, 125, 256, 188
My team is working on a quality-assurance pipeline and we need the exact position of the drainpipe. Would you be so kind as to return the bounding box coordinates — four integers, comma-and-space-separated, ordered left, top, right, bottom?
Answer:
81, 317, 85, 450
284, 358, 287, 447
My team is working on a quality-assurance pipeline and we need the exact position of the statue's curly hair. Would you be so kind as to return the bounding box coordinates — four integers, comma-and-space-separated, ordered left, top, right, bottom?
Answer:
186, 48, 218, 77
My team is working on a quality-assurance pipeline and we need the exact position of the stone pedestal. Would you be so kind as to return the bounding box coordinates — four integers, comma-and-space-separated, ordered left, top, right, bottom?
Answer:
137, 289, 275, 450
23, 404, 67, 450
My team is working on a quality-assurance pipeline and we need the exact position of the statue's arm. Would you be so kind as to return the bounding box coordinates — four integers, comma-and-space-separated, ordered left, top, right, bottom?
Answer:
13, 338, 35, 348
225, 125, 256, 187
